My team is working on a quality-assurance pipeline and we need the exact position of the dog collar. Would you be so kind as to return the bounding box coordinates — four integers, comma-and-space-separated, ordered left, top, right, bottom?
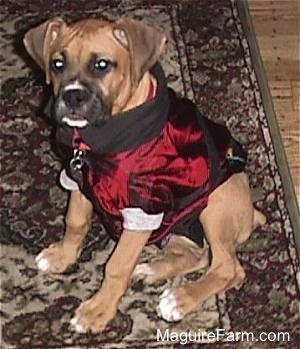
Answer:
46, 63, 169, 155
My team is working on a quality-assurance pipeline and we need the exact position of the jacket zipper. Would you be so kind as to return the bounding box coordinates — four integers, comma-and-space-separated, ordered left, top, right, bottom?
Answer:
69, 129, 90, 186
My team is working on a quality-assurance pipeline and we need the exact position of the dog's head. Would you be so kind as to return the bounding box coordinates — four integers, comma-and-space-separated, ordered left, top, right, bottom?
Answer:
24, 17, 167, 128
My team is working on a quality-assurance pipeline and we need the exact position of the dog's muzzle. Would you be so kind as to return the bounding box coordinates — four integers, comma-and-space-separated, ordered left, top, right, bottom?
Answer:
58, 83, 90, 128
55, 82, 108, 128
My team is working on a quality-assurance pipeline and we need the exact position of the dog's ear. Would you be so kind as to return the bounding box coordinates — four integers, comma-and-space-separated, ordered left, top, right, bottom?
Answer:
113, 18, 167, 86
23, 17, 66, 84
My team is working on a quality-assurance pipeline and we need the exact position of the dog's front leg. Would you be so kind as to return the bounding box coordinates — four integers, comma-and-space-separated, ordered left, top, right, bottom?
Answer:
36, 190, 93, 273
71, 229, 152, 333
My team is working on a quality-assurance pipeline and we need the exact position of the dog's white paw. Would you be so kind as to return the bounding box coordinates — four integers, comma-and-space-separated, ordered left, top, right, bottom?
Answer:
132, 262, 159, 284
34, 244, 77, 273
35, 252, 50, 272
70, 316, 86, 333
157, 289, 184, 322
133, 263, 155, 278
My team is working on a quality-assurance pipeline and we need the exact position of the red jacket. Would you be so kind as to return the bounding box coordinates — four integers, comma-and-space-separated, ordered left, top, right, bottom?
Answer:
54, 64, 246, 247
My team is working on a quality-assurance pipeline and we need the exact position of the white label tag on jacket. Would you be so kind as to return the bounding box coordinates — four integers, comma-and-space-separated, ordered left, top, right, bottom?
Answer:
59, 169, 79, 191
121, 208, 164, 231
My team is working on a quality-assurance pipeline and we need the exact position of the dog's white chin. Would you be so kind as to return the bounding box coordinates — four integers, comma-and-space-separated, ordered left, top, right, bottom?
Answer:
62, 117, 88, 128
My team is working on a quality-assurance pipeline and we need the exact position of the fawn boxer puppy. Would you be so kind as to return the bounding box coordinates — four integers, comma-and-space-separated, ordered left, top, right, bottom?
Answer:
24, 17, 266, 333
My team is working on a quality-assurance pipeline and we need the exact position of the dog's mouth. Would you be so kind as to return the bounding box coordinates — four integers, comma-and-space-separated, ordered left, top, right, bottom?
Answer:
62, 116, 88, 128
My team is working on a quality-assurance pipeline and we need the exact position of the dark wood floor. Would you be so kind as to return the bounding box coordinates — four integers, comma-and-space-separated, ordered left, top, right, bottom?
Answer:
248, 0, 300, 204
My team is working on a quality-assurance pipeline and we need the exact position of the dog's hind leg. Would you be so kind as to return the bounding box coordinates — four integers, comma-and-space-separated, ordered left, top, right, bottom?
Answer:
157, 227, 240, 322
132, 235, 209, 284
157, 173, 266, 322
35, 190, 93, 273
225, 208, 266, 290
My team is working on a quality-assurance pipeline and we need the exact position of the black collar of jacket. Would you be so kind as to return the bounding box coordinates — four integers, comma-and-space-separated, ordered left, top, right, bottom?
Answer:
44, 63, 170, 155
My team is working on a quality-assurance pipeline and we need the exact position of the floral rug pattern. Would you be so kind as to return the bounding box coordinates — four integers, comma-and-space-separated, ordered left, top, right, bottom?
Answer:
0, 1, 299, 348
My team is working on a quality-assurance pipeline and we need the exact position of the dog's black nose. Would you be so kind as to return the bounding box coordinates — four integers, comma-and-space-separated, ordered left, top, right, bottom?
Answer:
62, 88, 90, 109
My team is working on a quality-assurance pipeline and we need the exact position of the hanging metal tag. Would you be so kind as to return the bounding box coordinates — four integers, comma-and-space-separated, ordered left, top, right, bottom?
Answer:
69, 148, 84, 187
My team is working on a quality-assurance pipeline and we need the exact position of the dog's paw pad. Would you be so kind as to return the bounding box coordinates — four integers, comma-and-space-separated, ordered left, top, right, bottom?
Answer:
35, 253, 50, 271
157, 289, 183, 322
70, 317, 86, 333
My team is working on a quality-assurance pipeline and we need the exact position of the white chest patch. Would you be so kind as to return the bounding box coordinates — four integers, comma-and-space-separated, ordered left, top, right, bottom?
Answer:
59, 169, 79, 191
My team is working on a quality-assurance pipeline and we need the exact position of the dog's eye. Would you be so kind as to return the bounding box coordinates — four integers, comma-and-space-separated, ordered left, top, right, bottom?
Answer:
94, 59, 112, 73
52, 58, 65, 72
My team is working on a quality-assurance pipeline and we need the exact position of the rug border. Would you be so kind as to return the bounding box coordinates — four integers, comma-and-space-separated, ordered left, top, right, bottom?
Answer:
236, 0, 300, 259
